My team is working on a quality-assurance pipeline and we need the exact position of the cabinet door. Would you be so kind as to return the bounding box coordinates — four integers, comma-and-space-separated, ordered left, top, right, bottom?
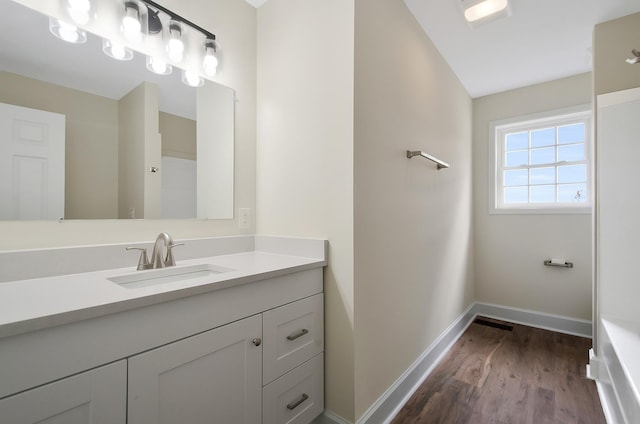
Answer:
0, 360, 126, 424
263, 294, 323, 385
128, 315, 262, 424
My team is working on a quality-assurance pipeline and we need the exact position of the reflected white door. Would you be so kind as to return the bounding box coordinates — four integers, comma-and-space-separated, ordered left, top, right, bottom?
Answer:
0, 103, 65, 220
161, 156, 196, 219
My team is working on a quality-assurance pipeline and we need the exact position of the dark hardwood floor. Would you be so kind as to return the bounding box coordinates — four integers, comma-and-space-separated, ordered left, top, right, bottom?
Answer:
391, 317, 606, 424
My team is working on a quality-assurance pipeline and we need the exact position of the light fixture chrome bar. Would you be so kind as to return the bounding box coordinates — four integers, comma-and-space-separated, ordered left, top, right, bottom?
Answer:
141, 0, 216, 40
406, 150, 450, 170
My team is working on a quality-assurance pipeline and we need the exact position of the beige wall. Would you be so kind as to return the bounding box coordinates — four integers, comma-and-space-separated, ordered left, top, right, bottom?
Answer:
160, 112, 196, 161
143, 84, 161, 219
117, 83, 161, 219
118, 84, 146, 219
0, 71, 119, 219
256, 1, 474, 421
473, 73, 593, 320
0, 0, 256, 250
594, 12, 640, 96
354, 0, 474, 419
256, 0, 355, 420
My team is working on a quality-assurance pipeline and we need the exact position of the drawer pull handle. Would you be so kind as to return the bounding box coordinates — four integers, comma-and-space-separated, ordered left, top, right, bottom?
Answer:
286, 393, 309, 410
287, 328, 309, 341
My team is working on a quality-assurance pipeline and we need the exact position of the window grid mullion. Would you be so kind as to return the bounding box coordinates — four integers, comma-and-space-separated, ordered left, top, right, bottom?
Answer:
504, 159, 587, 171
497, 112, 591, 208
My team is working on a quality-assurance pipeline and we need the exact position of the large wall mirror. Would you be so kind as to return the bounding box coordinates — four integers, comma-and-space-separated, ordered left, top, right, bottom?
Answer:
0, 0, 234, 220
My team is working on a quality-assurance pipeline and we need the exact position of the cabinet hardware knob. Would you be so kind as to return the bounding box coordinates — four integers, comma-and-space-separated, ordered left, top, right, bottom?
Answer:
252, 338, 262, 346
286, 328, 309, 341
286, 393, 309, 410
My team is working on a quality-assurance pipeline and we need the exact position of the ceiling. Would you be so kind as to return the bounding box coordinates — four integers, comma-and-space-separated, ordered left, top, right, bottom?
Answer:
5, 0, 640, 109
404, 0, 640, 98
245, 0, 640, 98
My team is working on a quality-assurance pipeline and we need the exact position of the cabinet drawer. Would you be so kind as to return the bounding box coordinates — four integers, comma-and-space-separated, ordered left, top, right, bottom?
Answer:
263, 294, 323, 384
263, 354, 324, 424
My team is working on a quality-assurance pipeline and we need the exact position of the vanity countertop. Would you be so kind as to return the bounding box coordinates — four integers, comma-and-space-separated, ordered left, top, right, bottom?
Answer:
0, 236, 327, 339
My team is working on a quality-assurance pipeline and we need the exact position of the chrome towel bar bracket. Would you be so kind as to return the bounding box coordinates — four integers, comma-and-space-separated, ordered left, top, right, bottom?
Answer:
406, 150, 450, 170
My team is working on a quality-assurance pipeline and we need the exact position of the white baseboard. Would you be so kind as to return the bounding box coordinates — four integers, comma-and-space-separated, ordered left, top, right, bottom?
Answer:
472, 302, 593, 338
356, 303, 478, 424
353, 301, 593, 424
587, 348, 599, 380
312, 410, 352, 424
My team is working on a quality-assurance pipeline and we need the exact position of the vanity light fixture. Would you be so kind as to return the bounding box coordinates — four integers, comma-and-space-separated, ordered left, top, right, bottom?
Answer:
67, 0, 91, 25
46, 0, 221, 87
461, 0, 511, 26
146, 8, 162, 34
140, 0, 219, 85
182, 69, 204, 87
103, 39, 134, 61
166, 20, 185, 62
122, 1, 143, 42
202, 38, 219, 77
146, 56, 172, 75
49, 17, 87, 44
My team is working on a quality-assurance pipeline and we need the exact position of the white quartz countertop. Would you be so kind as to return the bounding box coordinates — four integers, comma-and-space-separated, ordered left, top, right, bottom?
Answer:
0, 241, 326, 339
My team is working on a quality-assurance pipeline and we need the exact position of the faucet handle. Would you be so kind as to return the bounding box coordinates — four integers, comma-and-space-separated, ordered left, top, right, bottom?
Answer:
165, 243, 184, 267
126, 247, 151, 270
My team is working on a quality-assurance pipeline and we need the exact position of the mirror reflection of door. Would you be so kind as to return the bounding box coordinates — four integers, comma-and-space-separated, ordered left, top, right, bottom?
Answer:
0, 103, 65, 220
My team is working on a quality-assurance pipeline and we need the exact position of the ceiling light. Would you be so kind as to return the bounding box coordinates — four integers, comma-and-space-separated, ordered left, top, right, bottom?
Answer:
49, 17, 87, 44
462, 0, 510, 24
103, 39, 134, 61
202, 38, 218, 76
167, 20, 185, 62
122, 1, 142, 42
182, 69, 204, 87
146, 56, 172, 75
44, 0, 222, 84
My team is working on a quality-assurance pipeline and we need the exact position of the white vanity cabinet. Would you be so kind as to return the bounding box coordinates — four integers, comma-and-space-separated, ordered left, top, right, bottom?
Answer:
128, 315, 263, 424
0, 360, 127, 424
0, 266, 325, 424
262, 294, 324, 424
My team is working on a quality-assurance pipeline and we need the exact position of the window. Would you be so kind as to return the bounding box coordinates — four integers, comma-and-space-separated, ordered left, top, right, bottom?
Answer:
491, 107, 592, 213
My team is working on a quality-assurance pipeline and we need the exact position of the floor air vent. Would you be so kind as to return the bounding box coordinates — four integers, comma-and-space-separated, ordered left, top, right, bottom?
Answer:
473, 318, 513, 331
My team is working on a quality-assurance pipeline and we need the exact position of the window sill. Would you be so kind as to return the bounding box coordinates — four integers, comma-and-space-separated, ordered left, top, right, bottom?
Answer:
489, 205, 592, 215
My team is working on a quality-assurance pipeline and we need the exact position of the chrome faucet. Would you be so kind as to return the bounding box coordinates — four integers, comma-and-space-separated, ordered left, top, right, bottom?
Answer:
150, 232, 183, 268
126, 232, 183, 270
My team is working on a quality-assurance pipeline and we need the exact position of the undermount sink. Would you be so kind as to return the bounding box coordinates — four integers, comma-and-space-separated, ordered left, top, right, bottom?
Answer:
108, 264, 234, 289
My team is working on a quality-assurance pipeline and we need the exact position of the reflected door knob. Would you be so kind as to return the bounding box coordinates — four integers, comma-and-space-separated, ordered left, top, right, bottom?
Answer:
252, 338, 262, 347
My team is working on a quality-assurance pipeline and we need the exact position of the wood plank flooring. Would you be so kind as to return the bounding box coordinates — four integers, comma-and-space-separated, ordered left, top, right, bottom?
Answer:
391, 317, 605, 424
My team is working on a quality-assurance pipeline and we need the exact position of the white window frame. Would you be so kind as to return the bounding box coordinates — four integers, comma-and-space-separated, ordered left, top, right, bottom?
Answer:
489, 105, 593, 214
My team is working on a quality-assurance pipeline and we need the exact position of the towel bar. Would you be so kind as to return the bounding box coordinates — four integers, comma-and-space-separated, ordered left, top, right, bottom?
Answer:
406, 150, 450, 170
